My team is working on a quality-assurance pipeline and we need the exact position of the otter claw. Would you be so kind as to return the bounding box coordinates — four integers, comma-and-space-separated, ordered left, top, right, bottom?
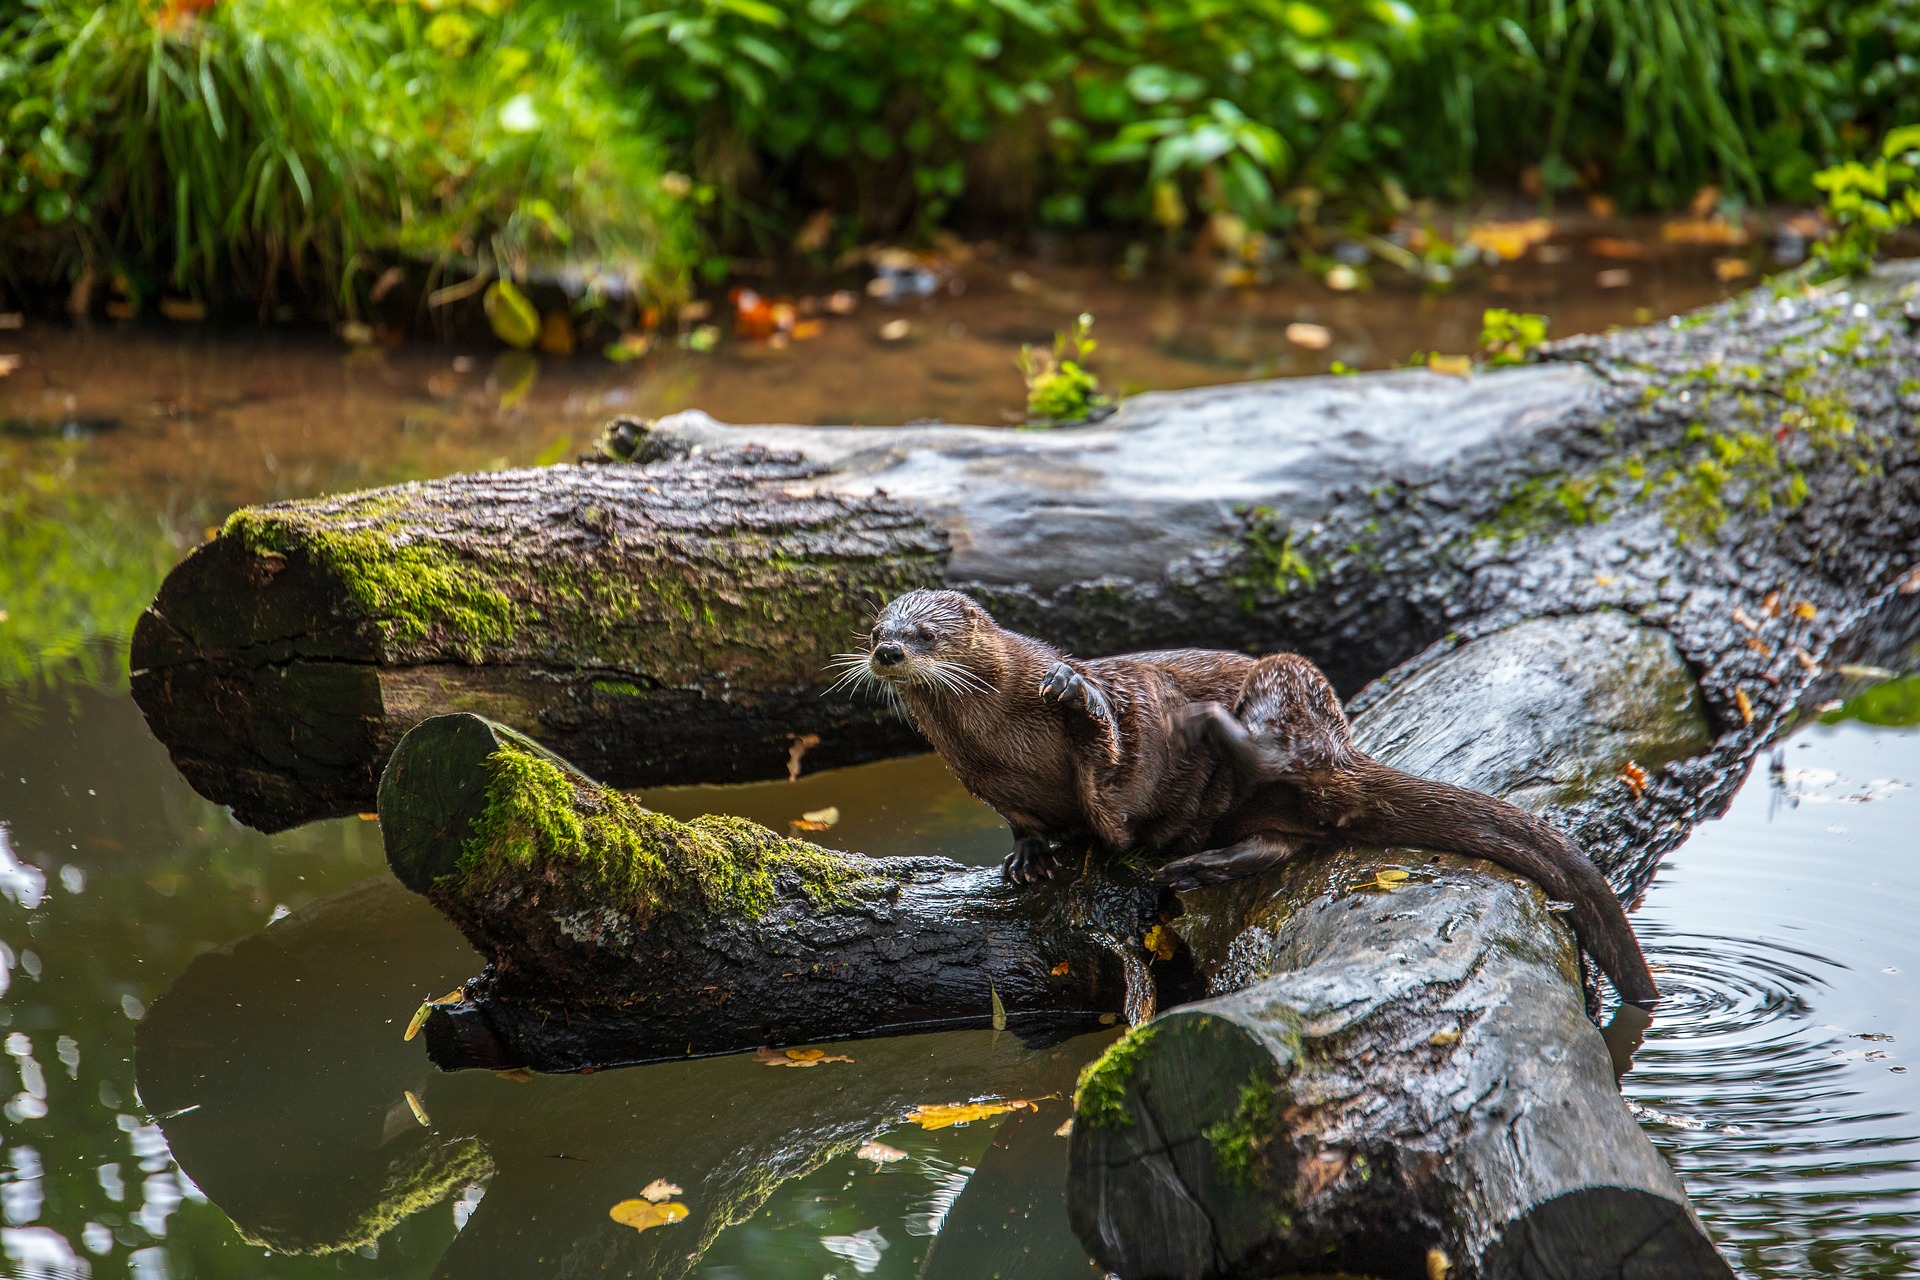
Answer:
1040, 662, 1114, 728
1002, 837, 1061, 886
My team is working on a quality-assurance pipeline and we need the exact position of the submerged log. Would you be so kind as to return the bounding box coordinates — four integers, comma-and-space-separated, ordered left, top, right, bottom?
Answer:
1064, 612, 1731, 1279
383, 713, 1199, 1072
133, 267, 1920, 832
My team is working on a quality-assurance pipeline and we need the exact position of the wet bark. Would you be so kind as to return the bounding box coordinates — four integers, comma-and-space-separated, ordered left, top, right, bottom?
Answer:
381, 712, 1199, 1072
133, 266, 1920, 834
1064, 613, 1731, 1280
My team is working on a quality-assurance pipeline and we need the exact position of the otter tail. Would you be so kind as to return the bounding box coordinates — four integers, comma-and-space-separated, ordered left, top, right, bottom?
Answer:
1344, 760, 1659, 1009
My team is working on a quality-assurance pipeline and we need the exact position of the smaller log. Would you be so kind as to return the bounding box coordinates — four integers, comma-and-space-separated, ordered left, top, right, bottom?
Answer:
381, 713, 1199, 1071
1067, 612, 1732, 1280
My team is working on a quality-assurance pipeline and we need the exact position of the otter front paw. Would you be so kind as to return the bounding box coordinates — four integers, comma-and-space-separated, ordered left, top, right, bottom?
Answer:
1152, 836, 1302, 892
1040, 662, 1116, 730
1002, 836, 1062, 886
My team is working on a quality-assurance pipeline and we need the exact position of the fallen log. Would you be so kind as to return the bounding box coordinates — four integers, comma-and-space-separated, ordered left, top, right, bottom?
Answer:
383, 713, 1199, 1072
1063, 612, 1735, 1280
133, 267, 1920, 833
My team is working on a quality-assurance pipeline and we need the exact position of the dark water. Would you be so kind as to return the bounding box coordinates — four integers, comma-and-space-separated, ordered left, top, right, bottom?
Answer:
2, 239, 1917, 1278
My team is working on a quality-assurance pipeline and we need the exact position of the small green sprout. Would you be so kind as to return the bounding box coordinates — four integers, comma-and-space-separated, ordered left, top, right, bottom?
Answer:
1019, 313, 1111, 425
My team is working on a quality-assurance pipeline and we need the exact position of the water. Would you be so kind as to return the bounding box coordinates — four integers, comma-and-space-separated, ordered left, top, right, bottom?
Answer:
3, 237, 1916, 1277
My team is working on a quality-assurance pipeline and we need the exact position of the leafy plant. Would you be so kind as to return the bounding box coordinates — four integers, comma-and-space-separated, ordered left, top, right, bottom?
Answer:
1019, 313, 1109, 424
1811, 125, 1920, 279
1479, 308, 1548, 366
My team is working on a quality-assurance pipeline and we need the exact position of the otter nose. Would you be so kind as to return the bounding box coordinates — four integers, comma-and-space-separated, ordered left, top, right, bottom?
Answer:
873, 642, 905, 666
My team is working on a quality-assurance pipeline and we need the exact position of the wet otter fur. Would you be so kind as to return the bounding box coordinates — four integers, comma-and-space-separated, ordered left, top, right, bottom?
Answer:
842, 588, 1657, 1008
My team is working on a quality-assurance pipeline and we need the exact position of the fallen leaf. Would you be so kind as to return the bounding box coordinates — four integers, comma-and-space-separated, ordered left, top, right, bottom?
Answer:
1762, 590, 1782, 618
1428, 1247, 1453, 1280
1142, 924, 1178, 961
878, 318, 911, 341
640, 1179, 682, 1202
405, 1002, 433, 1042
404, 1090, 431, 1127
905, 1100, 1032, 1130
856, 1141, 908, 1164
802, 806, 840, 827
1426, 353, 1472, 378
1587, 236, 1648, 260
1619, 760, 1649, 799
1792, 646, 1818, 671
1735, 687, 1754, 725
1050, 960, 1070, 976
495, 1067, 534, 1082
1055, 1118, 1074, 1136
753, 1046, 854, 1067
1285, 322, 1332, 350
1793, 600, 1818, 620
1467, 218, 1554, 261
484, 281, 540, 349
1368, 868, 1411, 891
790, 817, 833, 832
1428, 1028, 1462, 1047
1747, 636, 1773, 658
1733, 606, 1761, 633
990, 979, 1007, 1031
1837, 663, 1898, 680
1594, 573, 1616, 587
358, 812, 379, 821
1662, 218, 1747, 246
1712, 256, 1751, 282
609, 1199, 689, 1234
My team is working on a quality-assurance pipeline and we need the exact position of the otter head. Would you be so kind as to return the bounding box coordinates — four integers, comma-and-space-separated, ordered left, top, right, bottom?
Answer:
835, 589, 1000, 700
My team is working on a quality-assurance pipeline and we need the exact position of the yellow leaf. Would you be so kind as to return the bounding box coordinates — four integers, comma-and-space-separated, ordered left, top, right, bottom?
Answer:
1594, 573, 1616, 587
1426, 353, 1473, 378
1050, 960, 1070, 977
640, 1179, 682, 1203
404, 1090, 430, 1127
1368, 868, 1411, 891
856, 1141, 908, 1164
1427, 1247, 1453, 1280
1618, 760, 1648, 799
1735, 687, 1754, 725
1428, 1028, 1462, 1047
1466, 218, 1553, 261
801, 806, 841, 827
484, 280, 541, 349
404, 1002, 433, 1042
1793, 600, 1818, 620
1142, 924, 1178, 961
609, 1199, 689, 1234
753, 1046, 853, 1067
990, 979, 1007, 1031
494, 1068, 534, 1083
905, 1099, 1032, 1130
538, 311, 576, 356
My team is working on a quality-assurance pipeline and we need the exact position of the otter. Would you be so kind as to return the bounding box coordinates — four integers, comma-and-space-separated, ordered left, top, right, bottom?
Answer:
841, 588, 1657, 1008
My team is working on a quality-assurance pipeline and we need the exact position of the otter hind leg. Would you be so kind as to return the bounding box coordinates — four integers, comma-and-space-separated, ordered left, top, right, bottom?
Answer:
1153, 834, 1308, 892
1002, 835, 1065, 886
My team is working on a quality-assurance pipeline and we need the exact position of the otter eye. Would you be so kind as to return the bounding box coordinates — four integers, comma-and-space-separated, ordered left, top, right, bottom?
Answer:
913, 623, 935, 643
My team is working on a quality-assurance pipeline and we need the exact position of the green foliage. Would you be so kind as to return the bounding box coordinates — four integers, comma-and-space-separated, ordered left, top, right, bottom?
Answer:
1820, 672, 1920, 728
1074, 1024, 1159, 1129
1479, 308, 1548, 366
1233, 505, 1322, 608
1019, 312, 1108, 424
1812, 125, 1920, 278
0, 460, 184, 694
0, 0, 695, 309
1203, 1074, 1276, 1186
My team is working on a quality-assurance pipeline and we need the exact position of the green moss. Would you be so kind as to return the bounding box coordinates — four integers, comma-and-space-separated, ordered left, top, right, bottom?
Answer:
591, 679, 643, 697
1074, 1024, 1160, 1129
1204, 1073, 1276, 1187
1231, 505, 1324, 609
236, 1137, 492, 1256
224, 502, 519, 659
453, 734, 872, 921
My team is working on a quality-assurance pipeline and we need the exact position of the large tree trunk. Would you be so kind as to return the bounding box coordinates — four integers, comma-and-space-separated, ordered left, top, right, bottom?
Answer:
1066, 610, 1733, 1280
133, 267, 1920, 833
382, 712, 1201, 1073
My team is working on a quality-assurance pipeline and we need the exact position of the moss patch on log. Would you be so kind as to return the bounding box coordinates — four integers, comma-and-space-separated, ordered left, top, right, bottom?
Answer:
451, 734, 873, 922
236, 1136, 492, 1256
1204, 1073, 1276, 1187
1074, 1024, 1159, 1129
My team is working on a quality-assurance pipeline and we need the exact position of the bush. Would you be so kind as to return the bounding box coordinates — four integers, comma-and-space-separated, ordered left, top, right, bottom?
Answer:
0, 0, 696, 312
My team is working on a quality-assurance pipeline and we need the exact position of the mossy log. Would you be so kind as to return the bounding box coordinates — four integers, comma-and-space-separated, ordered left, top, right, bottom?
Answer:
1064, 612, 1733, 1280
382, 713, 1200, 1072
134, 267, 1920, 832
134, 874, 1106, 1279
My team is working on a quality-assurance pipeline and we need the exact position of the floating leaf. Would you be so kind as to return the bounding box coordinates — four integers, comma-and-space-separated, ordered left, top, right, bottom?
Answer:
1467, 218, 1553, 261
609, 1199, 689, 1234
1142, 924, 1178, 961
405, 1002, 433, 1042
404, 1090, 430, 1127
640, 1179, 682, 1202
1050, 960, 1071, 977
1054, 1118, 1074, 1137
1426, 353, 1472, 378
906, 1100, 1032, 1130
484, 280, 540, 349
990, 980, 1007, 1031
856, 1141, 908, 1164
495, 1067, 534, 1083
753, 1046, 854, 1067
